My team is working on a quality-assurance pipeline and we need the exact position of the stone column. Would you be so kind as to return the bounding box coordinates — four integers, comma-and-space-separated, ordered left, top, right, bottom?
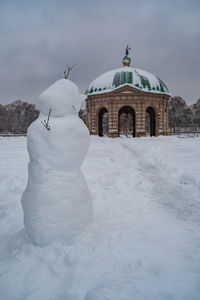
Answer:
136, 98, 146, 137
86, 98, 92, 133
163, 98, 169, 135
157, 103, 161, 136
159, 97, 169, 136
108, 98, 118, 137
91, 101, 97, 135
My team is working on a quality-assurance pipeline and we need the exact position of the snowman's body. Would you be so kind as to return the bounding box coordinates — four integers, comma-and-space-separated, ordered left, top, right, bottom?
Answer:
21, 79, 93, 246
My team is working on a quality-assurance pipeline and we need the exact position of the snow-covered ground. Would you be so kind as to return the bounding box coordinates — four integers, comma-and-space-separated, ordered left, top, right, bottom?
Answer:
0, 136, 200, 300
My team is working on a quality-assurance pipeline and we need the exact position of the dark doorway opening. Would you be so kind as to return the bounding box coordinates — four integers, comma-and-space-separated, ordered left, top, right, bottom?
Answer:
146, 107, 156, 136
118, 106, 135, 137
98, 108, 108, 136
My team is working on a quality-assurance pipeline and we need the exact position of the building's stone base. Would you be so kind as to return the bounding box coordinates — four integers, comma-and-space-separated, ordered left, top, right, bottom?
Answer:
161, 132, 169, 136
90, 133, 171, 138
90, 131, 170, 138
108, 132, 118, 138
136, 132, 146, 137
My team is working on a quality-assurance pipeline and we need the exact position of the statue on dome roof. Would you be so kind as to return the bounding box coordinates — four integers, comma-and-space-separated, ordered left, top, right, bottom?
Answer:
123, 44, 131, 67
125, 44, 131, 56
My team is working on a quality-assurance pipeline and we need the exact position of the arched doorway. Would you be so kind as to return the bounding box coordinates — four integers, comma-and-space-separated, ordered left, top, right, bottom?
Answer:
118, 106, 135, 137
98, 108, 108, 136
146, 107, 156, 136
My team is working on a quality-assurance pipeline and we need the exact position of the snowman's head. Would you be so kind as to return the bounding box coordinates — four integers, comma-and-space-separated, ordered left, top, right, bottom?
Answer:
37, 79, 81, 117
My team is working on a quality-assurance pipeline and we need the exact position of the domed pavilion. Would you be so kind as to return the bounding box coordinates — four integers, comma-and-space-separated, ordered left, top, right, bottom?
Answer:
85, 46, 170, 137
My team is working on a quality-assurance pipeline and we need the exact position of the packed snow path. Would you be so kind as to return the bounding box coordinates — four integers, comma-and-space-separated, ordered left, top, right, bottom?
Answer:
0, 136, 200, 300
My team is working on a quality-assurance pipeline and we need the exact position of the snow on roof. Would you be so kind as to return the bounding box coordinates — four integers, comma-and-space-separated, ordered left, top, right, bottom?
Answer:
86, 66, 170, 96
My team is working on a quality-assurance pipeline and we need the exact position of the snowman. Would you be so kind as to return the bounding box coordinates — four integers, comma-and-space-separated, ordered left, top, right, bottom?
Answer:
21, 79, 93, 246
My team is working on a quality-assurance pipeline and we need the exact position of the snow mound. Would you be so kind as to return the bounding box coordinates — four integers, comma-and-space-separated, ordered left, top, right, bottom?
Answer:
0, 136, 200, 300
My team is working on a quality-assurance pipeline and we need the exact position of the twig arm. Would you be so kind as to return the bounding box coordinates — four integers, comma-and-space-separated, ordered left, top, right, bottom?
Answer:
41, 108, 51, 130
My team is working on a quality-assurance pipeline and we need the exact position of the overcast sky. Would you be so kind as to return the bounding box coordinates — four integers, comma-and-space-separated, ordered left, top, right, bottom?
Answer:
0, 0, 199, 105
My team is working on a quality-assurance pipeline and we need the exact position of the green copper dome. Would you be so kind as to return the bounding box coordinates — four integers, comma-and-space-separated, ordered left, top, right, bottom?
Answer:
86, 67, 169, 95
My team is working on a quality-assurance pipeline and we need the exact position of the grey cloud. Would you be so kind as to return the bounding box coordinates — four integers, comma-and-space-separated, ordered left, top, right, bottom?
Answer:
0, 0, 199, 105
